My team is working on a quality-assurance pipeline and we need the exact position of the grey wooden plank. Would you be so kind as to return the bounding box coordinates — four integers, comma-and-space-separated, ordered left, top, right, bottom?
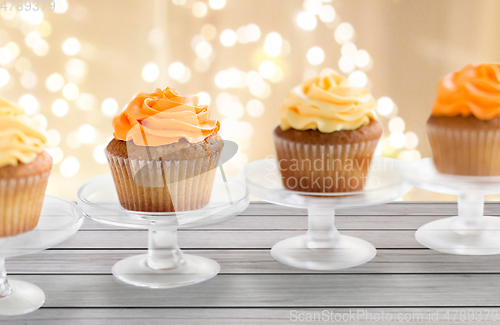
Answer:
79, 215, 449, 231
6, 308, 500, 325
53, 230, 421, 249
8, 249, 500, 274
7, 274, 500, 307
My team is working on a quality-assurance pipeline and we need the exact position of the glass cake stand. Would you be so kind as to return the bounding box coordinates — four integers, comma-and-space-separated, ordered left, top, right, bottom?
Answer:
0, 195, 83, 316
401, 158, 500, 255
77, 173, 249, 288
244, 157, 412, 271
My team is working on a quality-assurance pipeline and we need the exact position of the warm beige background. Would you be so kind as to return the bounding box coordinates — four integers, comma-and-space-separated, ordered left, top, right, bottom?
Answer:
1, 0, 499, 201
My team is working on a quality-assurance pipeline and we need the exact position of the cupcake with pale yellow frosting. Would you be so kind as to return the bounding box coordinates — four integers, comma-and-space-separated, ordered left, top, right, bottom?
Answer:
107, 87, 223, 212
0, 98, 52, 237
427, 63, 500, 176
274, 69, 382, 192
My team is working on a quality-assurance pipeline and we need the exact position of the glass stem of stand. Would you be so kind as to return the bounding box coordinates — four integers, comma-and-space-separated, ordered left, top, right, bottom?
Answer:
457, 191, 485, 228
305, 207, 340, 249
0, 259, 12, 298
146, 229, 185, 270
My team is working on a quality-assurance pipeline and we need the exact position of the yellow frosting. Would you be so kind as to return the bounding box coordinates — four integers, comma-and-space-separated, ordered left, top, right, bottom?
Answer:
278, 69, 376, 133
0, 98, 47, 167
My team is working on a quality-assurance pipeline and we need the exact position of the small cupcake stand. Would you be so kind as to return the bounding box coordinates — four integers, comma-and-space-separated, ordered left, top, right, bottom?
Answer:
401, 158, 500, 255
77, 172, 249, 289
244, 157, 412, 270
0, 196, 83, 315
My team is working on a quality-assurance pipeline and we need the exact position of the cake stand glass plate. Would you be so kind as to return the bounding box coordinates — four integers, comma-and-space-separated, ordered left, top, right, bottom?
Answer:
401, 158, 500, 255
244, 157, 412, 271
77, 172, 249, 289
0, 195, 83, 316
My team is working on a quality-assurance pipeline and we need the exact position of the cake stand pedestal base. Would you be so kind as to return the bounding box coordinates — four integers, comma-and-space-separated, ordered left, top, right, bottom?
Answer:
0, 280, 45, 316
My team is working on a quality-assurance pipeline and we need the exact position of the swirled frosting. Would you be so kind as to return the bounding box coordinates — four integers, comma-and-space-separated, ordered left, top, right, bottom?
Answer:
432, 63, 500, 120
113, 87, 220, 146
0, 98, 47, 168
278, 69, 376, 133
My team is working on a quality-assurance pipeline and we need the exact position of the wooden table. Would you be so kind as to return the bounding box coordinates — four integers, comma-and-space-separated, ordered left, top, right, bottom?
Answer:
4, 202, 500, 324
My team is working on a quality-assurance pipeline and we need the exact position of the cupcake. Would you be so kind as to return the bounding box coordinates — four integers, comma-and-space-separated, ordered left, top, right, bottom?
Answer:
0, 98, 52, 237
427, 63, 500, 176
107, 87, 223, 212
274, 69, 383, 193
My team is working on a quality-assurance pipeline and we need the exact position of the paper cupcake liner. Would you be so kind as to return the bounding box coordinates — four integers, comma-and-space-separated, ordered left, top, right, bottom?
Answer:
0, 171, 50, 237
106, 150, 221, 212
273, 136, 380, 192
427, 124, 500, 176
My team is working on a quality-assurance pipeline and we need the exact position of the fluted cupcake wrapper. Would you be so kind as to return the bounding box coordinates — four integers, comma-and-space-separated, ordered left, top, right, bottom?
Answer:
0, 171, 50, 237
273, 136, 380, 193
427, 124, 500, 176
106, 150, 221, 212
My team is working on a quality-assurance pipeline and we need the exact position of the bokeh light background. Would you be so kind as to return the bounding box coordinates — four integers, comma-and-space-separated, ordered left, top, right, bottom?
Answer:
1, 0, 500, 201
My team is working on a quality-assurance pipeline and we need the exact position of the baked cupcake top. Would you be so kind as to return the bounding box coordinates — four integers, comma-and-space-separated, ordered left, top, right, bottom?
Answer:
113, 87, 220, 146
278, 69, 376, 133
432, 63, 500, 120
0, 98, 47, 167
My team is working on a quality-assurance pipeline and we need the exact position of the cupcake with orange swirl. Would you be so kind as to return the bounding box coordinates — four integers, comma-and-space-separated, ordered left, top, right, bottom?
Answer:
427, 63, 500, 176
106, 87, 223, 212
274, 69, 383, 193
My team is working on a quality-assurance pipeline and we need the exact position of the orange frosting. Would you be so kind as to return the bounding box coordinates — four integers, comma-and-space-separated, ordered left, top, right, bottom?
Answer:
432, 63, 500, 120
113, 87, 220, 146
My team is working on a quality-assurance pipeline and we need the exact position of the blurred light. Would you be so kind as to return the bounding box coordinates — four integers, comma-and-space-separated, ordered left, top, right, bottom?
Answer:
397, 149, 421, 162
192, 1, 208, 18
62, 38, 81, 56
245, 24, 261, 42
36, 21, 52, 38
102, 98, 119, 116
304, 0, 322, 14
270, 66, 284, 83
191, 35, 204, 50
66, 132, 81, 148
0, 10, 15, 20
201, 24, 217, 41
63, 83, 79, 100
0, 68, 9, 88
376, 97, 394, 116
217, 93, 244, 118
78, 124, 96, 144
46, 129, 61, 147
60, 157, 80, 178
25, 32, 41, 48
15, 57, 31, 73
21, 71, 37, 89
19, 95, 39, 115
297, 11, 317, 31
142, 62, 160, 82
168, 62, 186, 80
52, 99, 69, 117
172, 0, 187, 5
76, 93, 96, 111
178, 67, 191, 84
20, 10, 43, 25
404, 132, 419, 150
338, 56, 355, 73
319, 5, 336, 22
389, 117, 405, 133
209, 0, 226, 10
348, 71, 368, 88
335, 22, 355, 44
66, 59, 87, 83
246, 99, 264, 117
93, 145, 107, 164
197, 92, 211, 105
354, 50, 371, 68
220, 29, 237, 47
259, 60, 276, 79
33, 114, 47, 130
228, 68, 243, 88
53, 0, 69, 14
237, 27, 248, 44
234, 121, 253, 140
46, 73, 65, 92
33, 40, 49, 56
246, 71, 266, 97
341, 42, 357, 57
195, 41, 213, 58
148, 28, 164, 46
389, 131, 405, 149
281, 40, 291, 57
194, 58, 210, 73
215, 71, 231, 89
264, 32, 282, 57
46, 147, 64, 164
6, 42, 20, 59
307, 46, 325, 65
0, 48, 13, 65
